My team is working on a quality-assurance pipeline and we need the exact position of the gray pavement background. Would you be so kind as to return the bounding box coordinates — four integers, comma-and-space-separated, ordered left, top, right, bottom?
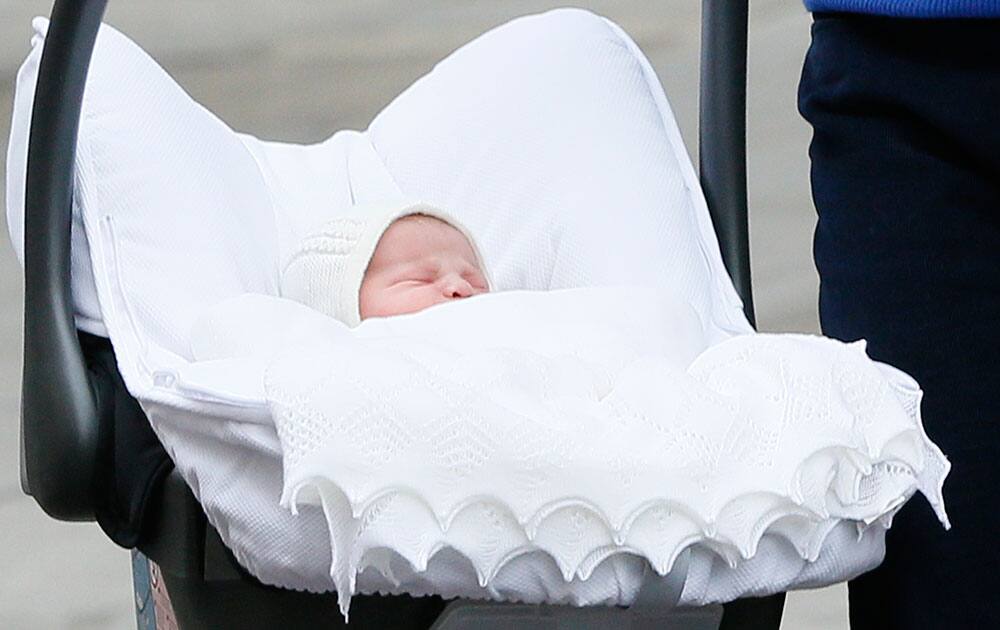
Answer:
0, 2, 842, 628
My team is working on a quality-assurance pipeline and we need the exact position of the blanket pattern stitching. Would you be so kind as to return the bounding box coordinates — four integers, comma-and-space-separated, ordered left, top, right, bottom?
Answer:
265, 328, 949, 615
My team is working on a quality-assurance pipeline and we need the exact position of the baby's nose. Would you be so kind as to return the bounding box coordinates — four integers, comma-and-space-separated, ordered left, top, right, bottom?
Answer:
441, 274, 474, 299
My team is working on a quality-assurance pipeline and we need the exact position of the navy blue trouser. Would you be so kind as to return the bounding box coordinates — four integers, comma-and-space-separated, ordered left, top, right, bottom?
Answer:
799, 13, 1000, 629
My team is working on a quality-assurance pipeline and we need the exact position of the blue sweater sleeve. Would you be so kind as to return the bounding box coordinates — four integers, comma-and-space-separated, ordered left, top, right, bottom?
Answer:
804, 0, 1000, 16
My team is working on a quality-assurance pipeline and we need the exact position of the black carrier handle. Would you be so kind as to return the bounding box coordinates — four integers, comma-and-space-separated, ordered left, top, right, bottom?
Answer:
21, 0, 109, 519
700, 0, 754, 327
19, 0, 754, 527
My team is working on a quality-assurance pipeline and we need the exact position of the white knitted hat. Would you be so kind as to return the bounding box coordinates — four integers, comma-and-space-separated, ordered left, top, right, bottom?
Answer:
280, 201, 491, 327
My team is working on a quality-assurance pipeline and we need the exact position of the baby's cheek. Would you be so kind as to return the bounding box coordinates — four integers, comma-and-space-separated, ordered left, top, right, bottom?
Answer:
359, 285, 436, 320
400, 286, 444, 314
358, 281, 386, 320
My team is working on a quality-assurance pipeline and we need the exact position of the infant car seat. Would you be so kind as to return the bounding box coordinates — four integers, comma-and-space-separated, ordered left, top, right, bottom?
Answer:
18, 0, 784, 628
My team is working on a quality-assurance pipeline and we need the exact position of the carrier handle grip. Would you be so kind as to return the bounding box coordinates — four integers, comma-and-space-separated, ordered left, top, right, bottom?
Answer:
21, 0, 108, 519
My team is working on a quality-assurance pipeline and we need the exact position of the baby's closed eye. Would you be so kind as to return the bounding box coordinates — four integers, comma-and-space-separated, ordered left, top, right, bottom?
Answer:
392, 277, 432, 288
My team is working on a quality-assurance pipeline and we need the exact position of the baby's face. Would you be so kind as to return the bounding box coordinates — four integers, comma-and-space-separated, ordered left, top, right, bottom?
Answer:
359, 215, 488, 320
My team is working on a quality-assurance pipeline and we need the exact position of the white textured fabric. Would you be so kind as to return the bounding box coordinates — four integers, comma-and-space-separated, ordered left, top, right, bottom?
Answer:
6, 10, 751, 346
190, 289, 948, 615
5, 18, 106, 335
3, 8, 951, 613
281, 202, 491, 327
7, 16, 279, 356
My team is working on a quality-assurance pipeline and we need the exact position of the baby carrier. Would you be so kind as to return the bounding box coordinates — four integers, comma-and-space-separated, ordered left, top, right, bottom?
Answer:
19, 1, 784, 628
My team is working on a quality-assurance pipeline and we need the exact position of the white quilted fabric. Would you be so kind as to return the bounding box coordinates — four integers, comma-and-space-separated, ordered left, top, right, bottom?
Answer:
6, 10, 750, 347
4, 7, 951, 615
189, 289, 948, 615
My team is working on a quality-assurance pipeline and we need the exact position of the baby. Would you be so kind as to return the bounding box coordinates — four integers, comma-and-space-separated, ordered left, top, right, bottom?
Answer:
281, 202, 491, 326
359, 213, 490, 320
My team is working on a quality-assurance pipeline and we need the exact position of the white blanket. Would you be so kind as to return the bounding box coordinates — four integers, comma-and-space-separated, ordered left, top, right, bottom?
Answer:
192, 288, 949, 616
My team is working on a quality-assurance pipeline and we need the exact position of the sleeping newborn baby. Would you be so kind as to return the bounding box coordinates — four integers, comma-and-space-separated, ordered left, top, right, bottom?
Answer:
281, 202, 492, 326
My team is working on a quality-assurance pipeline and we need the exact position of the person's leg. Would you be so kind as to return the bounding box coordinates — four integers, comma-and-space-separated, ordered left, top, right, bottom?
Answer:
799, 14, 1000, 629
